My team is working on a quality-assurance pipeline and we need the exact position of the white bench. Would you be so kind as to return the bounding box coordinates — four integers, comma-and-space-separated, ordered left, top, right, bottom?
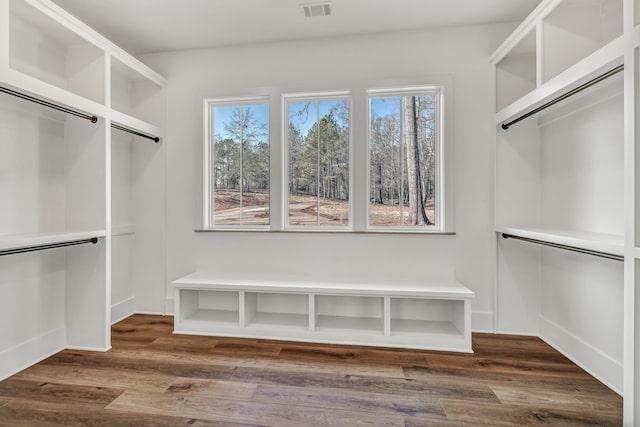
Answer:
172, 273, 475, 353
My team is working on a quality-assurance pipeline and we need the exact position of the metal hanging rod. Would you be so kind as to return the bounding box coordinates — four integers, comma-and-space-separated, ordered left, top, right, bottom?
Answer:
501, 64, 624, 130
111, 123, 160, 143
0, 86, 98, 123
501, 233, 623, 262
0, 237, 99, 257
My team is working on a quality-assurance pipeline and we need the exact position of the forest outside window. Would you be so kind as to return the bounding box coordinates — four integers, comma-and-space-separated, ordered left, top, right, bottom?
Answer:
204, 97, 270, 229
285, 93, 351, 229
368, 88, 442, 231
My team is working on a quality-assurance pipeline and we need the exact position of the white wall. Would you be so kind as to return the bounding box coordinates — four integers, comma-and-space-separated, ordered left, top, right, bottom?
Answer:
140, 23, 516, 331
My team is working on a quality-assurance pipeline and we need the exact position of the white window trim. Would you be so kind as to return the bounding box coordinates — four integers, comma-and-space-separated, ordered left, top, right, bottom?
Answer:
282, 91, 354, 231
203, 95, 270, 230
365, 85, 446, 233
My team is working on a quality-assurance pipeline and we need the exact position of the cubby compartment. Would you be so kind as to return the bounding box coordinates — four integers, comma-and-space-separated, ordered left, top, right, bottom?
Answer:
244, 292, 308, 330
9, 0, 105, 103
315, 295, 384, 334
390, 298, 465, 336
0, 92, 105, 243
496, 29, 536, 111
111, 57, 163, 127
496, 69, 624, 252
178, 289, 240, 325
542, 0, 623, 82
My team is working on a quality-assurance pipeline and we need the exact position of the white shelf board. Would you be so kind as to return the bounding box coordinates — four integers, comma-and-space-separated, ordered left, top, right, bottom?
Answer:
315, 315, 384, 334
173, 273, 474, 300
112, 224, 135, 237
495, 36, 625, 126
247, 312, 309, 330
110, 109, 164, 139
496, 227, 624, 256
183, 309, 239, 325
0, 229, 107, 251
391, 319, 461, 336
0, 68, 107, 121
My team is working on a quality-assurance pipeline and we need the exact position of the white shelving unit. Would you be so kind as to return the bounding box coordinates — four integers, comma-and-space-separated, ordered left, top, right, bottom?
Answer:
8, 0, 105, 104
0, 0, 165, 381
541, 0, 623, 82
173, 274, 474, 352
491, 0, 637, 424
495, 29, 536, 111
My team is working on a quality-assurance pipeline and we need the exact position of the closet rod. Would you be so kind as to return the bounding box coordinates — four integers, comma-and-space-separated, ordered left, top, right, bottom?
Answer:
111, 123, 160, 143
0, 237, 98, 257
501, 64, 624, 130
501, 233, 623, 262
0, 86, 98, 123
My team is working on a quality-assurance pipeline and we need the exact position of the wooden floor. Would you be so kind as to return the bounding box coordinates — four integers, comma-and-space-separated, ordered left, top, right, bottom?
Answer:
0, 315, 622, 426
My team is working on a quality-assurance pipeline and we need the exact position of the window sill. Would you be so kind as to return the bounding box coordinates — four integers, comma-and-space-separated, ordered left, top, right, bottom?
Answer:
195, 228, 455, 236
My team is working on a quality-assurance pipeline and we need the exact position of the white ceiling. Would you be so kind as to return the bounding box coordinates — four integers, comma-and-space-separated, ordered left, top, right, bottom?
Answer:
51, 0, 541, 55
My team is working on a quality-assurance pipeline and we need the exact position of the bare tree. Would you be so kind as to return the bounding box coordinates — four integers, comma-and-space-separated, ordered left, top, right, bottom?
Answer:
403, 96, 431, 225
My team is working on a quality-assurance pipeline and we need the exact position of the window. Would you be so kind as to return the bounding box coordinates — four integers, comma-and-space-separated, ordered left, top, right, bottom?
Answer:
368, 88, 442, 230
204, 97, 270, 229
285, 93, 351, 229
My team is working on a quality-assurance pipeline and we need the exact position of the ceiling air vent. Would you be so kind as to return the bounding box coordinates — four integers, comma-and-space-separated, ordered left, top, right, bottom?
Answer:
301, 2, 333, 18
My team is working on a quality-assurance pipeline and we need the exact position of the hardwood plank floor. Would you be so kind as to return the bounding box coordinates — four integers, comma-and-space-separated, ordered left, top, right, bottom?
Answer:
0, 314, 623, 426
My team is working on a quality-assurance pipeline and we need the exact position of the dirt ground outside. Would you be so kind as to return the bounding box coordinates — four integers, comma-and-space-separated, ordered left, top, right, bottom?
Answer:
213, 190, 435, 226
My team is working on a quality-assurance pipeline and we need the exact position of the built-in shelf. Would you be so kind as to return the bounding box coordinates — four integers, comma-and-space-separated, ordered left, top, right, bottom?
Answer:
315, 294, 384, 334
493, 0, 635, 421
542, 0, 623, 83
9, 0, 105, 104
111, 224, 135, 237
495, 227, 625, 257
173, 273, 474, 352
390, 297, 465, 336
495, 72, 624, 241
245, 292, 309, 330
496, 29, 536, 112
111, 57, 164, 128
179, 289, 239, 326
0, 0, 166, 383
315, 315, 384, 334
184, 309, 239, 325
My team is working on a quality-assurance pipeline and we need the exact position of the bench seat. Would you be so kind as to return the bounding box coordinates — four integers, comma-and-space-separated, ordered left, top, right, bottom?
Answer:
172, 273, 475, 353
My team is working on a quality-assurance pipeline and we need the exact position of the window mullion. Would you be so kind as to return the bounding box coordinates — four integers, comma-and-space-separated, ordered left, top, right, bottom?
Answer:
239, 106, 244, 225
316, 100, 320, 226
400, 96, 404, 226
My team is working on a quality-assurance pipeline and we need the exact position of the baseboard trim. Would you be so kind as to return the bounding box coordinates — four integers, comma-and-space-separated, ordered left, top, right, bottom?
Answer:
111, 296, 136, 325
0, 327, 66, 381
539, 315, 623, 396
471, 311, 494, 333
165, 297, 174, 315
66, 345, 111, 352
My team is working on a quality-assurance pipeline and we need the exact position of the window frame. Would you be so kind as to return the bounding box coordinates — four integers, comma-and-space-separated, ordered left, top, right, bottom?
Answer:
282, 91, 354, 231
203, 95, 271, 230
365, 86, 445, 233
